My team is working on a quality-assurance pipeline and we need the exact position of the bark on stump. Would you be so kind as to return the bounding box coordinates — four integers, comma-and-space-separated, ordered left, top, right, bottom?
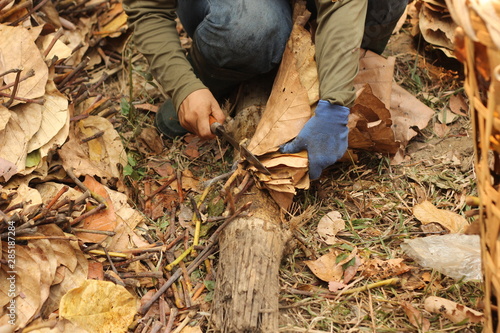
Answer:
211, 189, 290, 332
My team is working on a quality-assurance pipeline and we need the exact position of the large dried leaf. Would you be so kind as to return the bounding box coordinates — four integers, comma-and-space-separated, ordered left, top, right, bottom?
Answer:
60, 280, 138, 333
0, 25, 48, 106
26, 81, 69, 153
419, 3, 457, 57
424, 296, 484, 323
413, 200, 469, 233
39, 33, 73, 61
304, 248, 357, 283
0, 105, 11, 131
39, 227, 88, 317
59, 116, 127, 183
390, 83, 435, 146
354, 50, 395, 108
0, 157, 17, 182
317, 211, 345, 245
0, 109, 30, 173
349, 84, 399, 154
0, 244, 42, 329
103, 187, 149, 252
247, 22, 316, 156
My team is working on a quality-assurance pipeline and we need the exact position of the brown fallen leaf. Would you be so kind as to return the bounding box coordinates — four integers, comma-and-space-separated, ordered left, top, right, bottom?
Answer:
361, 258, 413, 279
350, 84, 399, 154
59, 116, 127, 186
75, 175, 117, 243
424, 296, 484, 324
449, 94, 468, 116
433, 122, 450, 138
418, 3, 457, 57
343, 256, 363, 284
401, 301, 430, 332
247, 14, 316, 156
316, 211, 345, 245
0, 244, 41, 329
304, 248, 357, 283
0, 25, 48, 107
390, 82, 435, 148
354, 49, 395, 108
104, 186, 149, 252
413, 200, 469, 233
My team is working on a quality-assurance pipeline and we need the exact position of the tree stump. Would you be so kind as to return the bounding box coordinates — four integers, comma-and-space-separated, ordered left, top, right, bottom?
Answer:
211, 189, 291, 332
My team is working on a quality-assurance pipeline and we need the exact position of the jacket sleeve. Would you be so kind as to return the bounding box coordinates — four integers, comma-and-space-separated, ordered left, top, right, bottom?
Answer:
122, 0, 206, 111
315, 0, 368, 107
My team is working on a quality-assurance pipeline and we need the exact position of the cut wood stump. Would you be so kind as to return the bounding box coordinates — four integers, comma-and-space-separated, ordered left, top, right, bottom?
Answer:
211, 189, 291, 332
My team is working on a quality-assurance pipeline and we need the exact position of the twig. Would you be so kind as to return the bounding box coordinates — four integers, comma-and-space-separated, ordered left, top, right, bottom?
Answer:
338, 278, 400, 295
113, 252, 156, 268
150, 321, 164, 333
120, 245, 164, 254
165, 246, 193, 271
119, 272, 164, 279
233, 176, 255, 203
16, 235, 78, 241
0, 69, 35, 92
56, 57, 89, 90
0, 0, 30, 21
66, 168, 108, 205
176, 170, 184, 202
87, 249, 128, 258
8, 0, 51, 26
164, 307, 178, 333
146, 174, 177, 201
104, 247, 125, 286
0, 0, 15, 11
171, 311, 197, 333
201, 170, 235, 188
192, 184, 212, 248
0, 92, 44, 104
0, 68, 21, 78
70, 203, 106, 226
2, 70, 21, 108
164, 233, 184, 251
43, 28, 65, 58
33, 185, 69, 221
138, 202, 252, 314
81, 130, 104, 143
72, 228, 115, 236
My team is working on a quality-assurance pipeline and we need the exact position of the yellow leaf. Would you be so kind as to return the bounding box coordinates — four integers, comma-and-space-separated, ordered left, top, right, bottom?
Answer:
60, 280, 138, 333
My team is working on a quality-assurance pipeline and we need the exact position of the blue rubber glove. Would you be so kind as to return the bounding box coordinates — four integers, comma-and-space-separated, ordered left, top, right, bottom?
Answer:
280, 100, 349, 180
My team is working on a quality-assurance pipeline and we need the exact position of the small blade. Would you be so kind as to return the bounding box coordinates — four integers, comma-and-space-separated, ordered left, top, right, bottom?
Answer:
210, 122, 271, 175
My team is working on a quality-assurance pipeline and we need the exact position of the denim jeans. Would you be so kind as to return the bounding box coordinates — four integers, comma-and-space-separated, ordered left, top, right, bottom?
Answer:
177, 0, 407, 89
177, 0, 293, 75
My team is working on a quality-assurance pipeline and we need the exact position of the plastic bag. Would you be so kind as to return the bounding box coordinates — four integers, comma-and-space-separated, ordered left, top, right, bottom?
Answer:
401, 234, 482, 281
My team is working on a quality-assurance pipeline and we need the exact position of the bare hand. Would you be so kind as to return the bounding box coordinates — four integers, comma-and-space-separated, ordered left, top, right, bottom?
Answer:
178, 89, 226, 140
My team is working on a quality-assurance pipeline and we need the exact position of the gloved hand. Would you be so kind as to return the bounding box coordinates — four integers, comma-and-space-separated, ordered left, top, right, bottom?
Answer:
280, 100, 349, 180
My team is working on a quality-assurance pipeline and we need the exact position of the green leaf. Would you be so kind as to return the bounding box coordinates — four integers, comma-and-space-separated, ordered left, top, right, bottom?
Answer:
204, 280, 215, 291
26, 149, 41, 168
120, 97, 130, 116
123, 164, 134, 176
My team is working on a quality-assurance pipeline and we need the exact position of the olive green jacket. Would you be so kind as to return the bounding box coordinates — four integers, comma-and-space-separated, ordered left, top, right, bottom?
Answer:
123, 0, 367, 111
